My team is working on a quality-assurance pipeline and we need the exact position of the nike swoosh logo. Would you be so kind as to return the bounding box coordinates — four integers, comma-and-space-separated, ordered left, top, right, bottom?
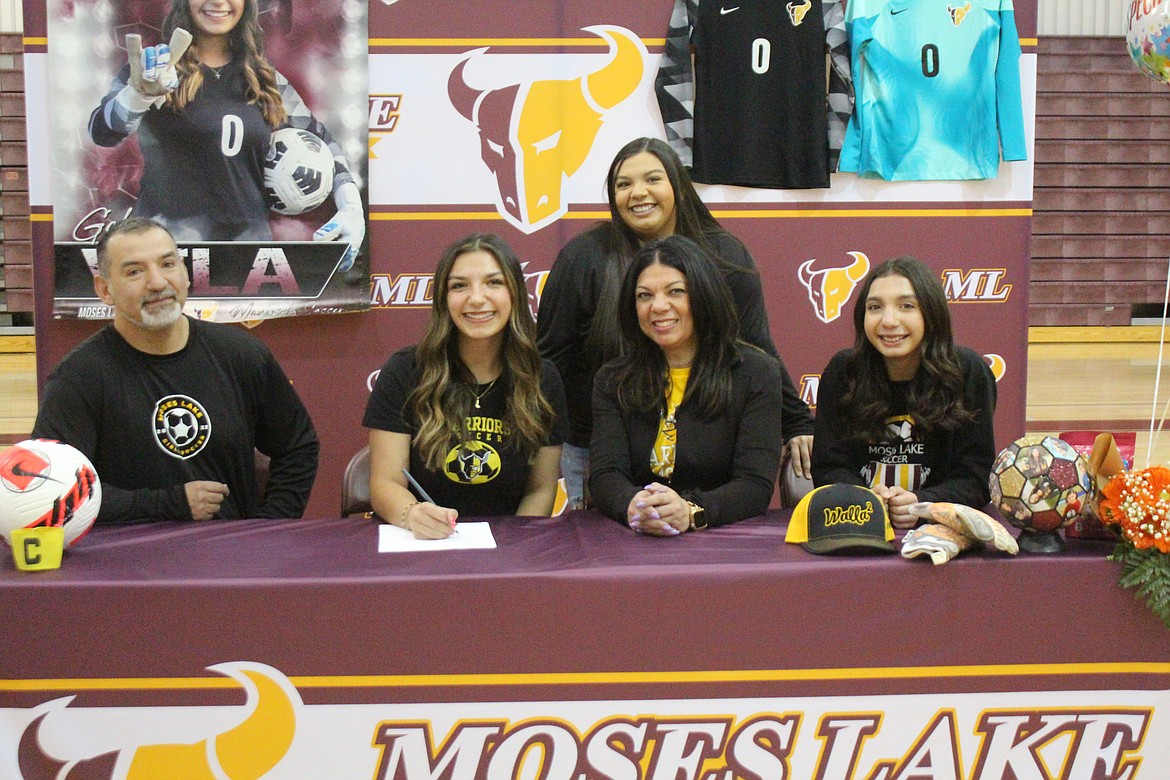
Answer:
721, 6, 740, 14
891, 7, 908, 14
8, 463, 60, 482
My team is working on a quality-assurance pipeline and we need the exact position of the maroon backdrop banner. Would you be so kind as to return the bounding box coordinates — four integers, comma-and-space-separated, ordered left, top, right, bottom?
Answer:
27, 1, 1038, 517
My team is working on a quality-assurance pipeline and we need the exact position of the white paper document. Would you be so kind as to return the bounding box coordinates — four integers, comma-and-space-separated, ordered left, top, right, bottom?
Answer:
378, 522, 497, 552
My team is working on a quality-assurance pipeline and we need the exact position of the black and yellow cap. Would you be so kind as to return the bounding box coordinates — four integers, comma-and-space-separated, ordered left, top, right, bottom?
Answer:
785, 484, 895, 555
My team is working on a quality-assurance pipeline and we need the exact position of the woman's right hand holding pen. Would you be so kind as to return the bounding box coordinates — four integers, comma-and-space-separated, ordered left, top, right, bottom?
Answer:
402, 501, 459, 539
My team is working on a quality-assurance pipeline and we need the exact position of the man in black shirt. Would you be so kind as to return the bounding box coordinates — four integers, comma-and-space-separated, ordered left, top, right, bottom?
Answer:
33, 217, 319, 523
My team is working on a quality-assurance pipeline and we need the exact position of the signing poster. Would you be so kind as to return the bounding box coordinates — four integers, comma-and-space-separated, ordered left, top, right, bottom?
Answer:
45, 0, 370, 322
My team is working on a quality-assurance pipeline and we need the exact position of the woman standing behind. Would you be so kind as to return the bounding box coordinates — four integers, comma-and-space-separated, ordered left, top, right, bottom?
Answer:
811, 256, 997, 528
538, 137, 814, 510
589, 236, 785, 535
363, 234, 568, 538
89, 0, 363, 262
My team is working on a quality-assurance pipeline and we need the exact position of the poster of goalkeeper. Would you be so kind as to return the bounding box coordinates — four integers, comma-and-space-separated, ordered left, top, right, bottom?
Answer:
46, 0, 370, 322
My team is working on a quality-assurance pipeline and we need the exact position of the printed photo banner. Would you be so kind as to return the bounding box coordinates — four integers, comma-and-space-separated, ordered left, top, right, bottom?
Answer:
2, 661, 1167, 779
43, 0, 370, 322
54, 241, 355, 322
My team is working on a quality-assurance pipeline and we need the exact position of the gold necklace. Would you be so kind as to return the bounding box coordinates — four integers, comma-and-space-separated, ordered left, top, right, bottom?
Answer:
472, 378, 497, 409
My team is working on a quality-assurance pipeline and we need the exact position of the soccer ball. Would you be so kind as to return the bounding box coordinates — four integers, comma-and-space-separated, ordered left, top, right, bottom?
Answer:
0, 439, 101, 547
263, 127, 334, 215
989, 434, 1091, 534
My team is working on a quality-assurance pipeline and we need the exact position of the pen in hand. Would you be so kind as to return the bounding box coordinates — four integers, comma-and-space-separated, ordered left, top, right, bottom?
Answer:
402, 469, 457, 532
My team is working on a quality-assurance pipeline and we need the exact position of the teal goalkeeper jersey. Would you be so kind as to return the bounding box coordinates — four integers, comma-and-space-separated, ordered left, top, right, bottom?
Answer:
839, 0, 1027, 181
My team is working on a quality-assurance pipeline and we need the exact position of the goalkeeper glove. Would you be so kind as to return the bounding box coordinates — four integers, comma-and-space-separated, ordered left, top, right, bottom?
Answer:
314, 181, 365, 272
116, 28, 193, 113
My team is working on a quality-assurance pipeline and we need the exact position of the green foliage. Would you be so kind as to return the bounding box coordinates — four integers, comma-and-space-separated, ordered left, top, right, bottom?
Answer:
1109, 540, 1170, 629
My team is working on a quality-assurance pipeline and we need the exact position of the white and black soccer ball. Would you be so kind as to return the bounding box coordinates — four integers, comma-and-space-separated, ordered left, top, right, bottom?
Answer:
163, 408, 198, 447
263, 127, 335, 215
0, 439, 101, 547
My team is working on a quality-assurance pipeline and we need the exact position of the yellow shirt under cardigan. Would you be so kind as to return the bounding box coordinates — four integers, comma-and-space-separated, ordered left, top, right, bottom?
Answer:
650, 367, 690, 479
589, 345, 786, 528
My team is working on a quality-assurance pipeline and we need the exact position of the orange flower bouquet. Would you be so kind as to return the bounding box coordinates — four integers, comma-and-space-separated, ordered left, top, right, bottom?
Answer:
1100, 466, 1170, 627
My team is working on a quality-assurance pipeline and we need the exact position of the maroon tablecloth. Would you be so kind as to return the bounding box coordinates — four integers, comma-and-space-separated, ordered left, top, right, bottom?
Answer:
2, 511, 1166, 706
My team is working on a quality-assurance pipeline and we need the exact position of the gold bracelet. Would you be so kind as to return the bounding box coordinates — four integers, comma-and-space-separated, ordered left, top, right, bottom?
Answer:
400, 500, 419, 529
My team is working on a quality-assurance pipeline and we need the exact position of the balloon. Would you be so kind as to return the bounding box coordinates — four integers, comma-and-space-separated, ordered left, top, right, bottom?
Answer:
1127, 0, 1170, 83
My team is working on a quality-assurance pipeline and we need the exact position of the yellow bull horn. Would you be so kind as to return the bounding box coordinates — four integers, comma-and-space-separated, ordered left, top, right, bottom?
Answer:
984, 353, 1007, 381
582, 26, 645, 110
845, 251, 870, 281
124, 663, 300, 780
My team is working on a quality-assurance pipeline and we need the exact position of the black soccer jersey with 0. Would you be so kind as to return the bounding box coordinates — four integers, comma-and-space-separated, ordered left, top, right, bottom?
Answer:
92, 60, 271, 240
656, 0, 853, 189
90, 58, 354, 242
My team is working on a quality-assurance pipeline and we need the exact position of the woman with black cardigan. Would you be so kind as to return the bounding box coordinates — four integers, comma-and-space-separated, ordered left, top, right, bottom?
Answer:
589, 236, 785, 534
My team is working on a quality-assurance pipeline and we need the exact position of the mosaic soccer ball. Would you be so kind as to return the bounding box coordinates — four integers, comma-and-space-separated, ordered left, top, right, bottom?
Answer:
990, 435, 1091, 533
263, 127, 335, 215
0, 439, 101, 547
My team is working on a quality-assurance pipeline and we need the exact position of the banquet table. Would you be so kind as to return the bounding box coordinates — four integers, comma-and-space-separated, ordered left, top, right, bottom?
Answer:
2, 511, 1168, 778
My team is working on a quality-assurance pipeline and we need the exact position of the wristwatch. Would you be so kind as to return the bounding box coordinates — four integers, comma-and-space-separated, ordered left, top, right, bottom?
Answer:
686, 501, 707, 531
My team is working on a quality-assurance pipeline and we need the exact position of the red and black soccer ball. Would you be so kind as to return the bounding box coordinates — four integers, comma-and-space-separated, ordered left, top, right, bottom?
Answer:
0, 439, 101, 547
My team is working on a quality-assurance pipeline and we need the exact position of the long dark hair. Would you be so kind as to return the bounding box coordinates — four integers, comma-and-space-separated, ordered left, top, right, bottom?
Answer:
163, 0, 287, 126
608, 236, 741, 419
407, 234, 556, 470
586, 137, 752, 366
839, 256, 977, 442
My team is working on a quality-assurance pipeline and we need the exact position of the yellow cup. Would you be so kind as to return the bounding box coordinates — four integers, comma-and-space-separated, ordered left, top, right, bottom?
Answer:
10, 526, 65, 571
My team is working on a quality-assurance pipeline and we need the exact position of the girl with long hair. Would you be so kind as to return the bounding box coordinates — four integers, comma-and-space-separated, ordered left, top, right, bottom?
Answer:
363, 234, 568, 538
88, 0, 363, 262
589, 236, 785, 534
811, 256, 997, 527
538, 137, 813, 510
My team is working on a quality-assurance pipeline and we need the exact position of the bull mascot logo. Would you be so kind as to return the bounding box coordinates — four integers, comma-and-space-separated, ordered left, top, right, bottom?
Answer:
445, 440, 501, 484
18, 662, 299, 779
447, 25, 646, 234
797, 251, 871, 324
787, 0, 812, 26
949, 2, 972, 25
